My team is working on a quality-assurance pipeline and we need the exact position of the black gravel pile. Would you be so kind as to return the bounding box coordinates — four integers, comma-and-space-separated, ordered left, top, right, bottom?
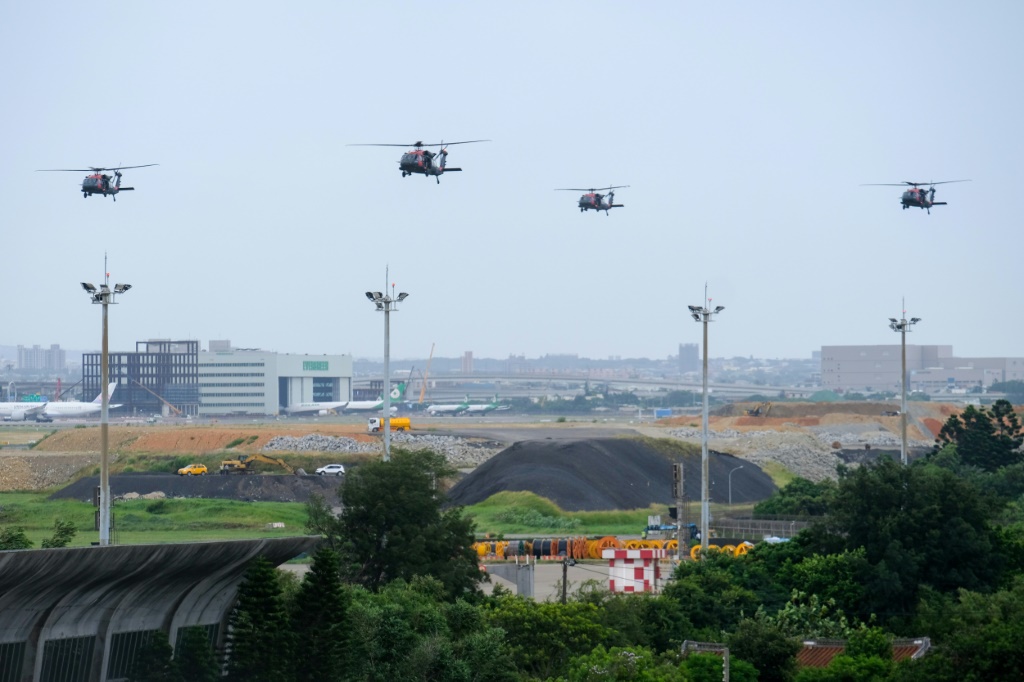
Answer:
446, 438, 777, 511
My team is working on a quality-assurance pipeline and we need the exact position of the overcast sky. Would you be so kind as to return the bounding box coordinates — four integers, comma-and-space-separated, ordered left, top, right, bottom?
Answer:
1, 2, 1020, 362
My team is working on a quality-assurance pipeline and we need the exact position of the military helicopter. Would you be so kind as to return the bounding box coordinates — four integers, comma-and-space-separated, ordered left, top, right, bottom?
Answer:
37, 164, 158, 201
347, 140, 488, 183
556, 185, 629, 215
862, 179, 970, 214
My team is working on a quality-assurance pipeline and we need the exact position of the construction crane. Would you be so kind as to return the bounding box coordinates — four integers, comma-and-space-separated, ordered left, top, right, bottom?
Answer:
132, 379, 183, 416
419, 342, 435, 404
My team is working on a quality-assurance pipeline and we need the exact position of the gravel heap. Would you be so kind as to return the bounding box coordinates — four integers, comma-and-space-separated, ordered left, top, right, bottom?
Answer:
263, 433, 504, 468
666, 427, 842, 482
0, 453, 99, 491
263, 434, 379, 454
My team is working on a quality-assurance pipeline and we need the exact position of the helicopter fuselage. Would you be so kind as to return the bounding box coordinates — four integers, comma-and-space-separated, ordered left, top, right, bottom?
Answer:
399, 150, 461, 178
578, 193, 623, 215
900, 188, 945, 210
81, 174, 134, 197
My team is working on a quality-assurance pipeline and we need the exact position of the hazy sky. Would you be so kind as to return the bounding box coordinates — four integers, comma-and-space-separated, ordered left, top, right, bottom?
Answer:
2, 2, 1020, 361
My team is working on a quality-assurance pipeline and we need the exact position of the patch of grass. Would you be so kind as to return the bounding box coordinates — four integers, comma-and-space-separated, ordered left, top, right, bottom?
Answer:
225, 438, 246, 449
628, 435, 701, 458
0, 491, 310, 546
465, 491, 663, 536
759, 461, 797, 488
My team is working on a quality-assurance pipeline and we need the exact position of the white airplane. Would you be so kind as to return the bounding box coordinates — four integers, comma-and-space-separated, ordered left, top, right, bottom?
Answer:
426, 397, 471, 416
0, 399, 48, 422
341, 382, 406, 413
283, 382, 406, 416
282, 399, 350, 416
42, 383, 120, 420
462, 397, 512, 415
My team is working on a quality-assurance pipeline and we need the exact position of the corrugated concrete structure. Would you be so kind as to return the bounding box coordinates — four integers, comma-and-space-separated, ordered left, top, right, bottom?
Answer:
0, 536, 319, 682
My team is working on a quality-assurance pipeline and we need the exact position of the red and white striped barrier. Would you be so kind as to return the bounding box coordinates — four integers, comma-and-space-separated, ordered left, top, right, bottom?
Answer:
603, 549, 666, 593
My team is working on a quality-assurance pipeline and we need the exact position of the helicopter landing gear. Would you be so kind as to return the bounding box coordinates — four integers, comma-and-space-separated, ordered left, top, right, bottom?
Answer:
83, 193, 88, 198
401, 171, 407, 177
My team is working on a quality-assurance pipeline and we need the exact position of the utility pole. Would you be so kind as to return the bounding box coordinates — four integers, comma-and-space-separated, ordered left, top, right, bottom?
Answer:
889, 304, 920, 466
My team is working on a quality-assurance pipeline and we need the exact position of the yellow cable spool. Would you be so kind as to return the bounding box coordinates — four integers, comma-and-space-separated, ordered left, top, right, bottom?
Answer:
597, 536, 621, 551
721, 545, 736, 557
734, 542, 754, 557
587, 540, 601, 559
625, 539, 643, 550
475, 543, 488, 557
648, 539, 664, 549
496, 541, 507, 559
690, 544, 702, 560
665, 539, 678, 551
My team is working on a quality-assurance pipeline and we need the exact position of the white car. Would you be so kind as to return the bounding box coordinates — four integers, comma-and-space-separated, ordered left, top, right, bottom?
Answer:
315, 463, 345, 476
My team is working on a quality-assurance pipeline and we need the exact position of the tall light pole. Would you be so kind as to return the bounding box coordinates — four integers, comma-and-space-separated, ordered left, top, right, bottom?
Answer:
728, 465, 744, 506
81, 273, 131, 546
889, 310, 920, 466
688, 297, 724, 556
365, 285, 408, 462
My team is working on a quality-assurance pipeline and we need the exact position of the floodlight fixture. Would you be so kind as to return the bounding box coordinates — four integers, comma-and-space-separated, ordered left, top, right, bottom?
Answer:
691, 313, 700, 322
714, 306, 725, 313
114, 283, 131, 293
397, 292, 409, 302
81, 282, 97, 293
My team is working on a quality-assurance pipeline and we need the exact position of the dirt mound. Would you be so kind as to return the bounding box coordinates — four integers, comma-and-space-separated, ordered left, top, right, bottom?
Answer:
32, 424, 376, 454
446, 437, 776, 511
49, 473, 342, 505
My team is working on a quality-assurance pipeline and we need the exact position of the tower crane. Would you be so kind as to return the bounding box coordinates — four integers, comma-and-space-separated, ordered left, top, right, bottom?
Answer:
419, 343, 435, 404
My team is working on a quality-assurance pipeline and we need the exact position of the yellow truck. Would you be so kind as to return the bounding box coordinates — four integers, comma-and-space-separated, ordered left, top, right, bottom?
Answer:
368, 417, 411, 433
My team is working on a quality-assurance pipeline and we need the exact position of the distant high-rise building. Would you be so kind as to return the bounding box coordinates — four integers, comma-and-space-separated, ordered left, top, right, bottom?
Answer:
679, 343, 699, 374
17, 344, 66, 372
462, 351, 474, 373
208, 339, 232, 352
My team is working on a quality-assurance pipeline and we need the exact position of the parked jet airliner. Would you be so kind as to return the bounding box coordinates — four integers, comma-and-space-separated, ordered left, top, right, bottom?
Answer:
283, 383, 406, 416
43, 383, 120, 419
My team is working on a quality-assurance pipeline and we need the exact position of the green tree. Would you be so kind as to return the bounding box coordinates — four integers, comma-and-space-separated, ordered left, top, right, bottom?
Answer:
332, 449, 484, 599
290, 548, 348, 682
41, 519, 77, 548
990, 380, 1024, 404
0, 527, 32, 550
173, 627, 219, 682
662, 552, 761, 635
805, 457, 1002, 624
128, 630, 179, 682
563, 645, 689, 681
754, 477, 837, 517
933, 400, 1023, 471
345, 577, 516, 681
223, 556, 294, 682
793, 654, 893, 682
727, 618, 800, 682
485, 593, 611, 680
681, 652, 758, 682
910, 578, 1024, 682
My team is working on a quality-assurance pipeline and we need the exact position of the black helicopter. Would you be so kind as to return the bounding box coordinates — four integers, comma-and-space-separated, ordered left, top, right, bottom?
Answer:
555, 185, 629, 215
36, 164, 158, 201
862, 179, 970, 214
348, 140, 488, 183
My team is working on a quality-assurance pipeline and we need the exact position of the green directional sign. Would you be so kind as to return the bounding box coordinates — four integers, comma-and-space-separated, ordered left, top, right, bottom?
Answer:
303, 361, 329, 371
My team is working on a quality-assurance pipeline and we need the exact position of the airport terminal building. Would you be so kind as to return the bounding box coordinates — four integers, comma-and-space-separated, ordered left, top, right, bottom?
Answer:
83, 340, 352, 417
820, 344, 1024, 393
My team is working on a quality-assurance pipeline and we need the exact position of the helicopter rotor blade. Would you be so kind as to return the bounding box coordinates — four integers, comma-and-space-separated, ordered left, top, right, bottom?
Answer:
555, 185, 629, 192
35, 163, 158, 173
926, 179, 972, 186
347, 139, 490, 148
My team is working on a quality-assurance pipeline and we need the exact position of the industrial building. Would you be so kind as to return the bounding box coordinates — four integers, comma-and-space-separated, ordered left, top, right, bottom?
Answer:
820, 344, 1024, 393
82, 340, 353, 417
